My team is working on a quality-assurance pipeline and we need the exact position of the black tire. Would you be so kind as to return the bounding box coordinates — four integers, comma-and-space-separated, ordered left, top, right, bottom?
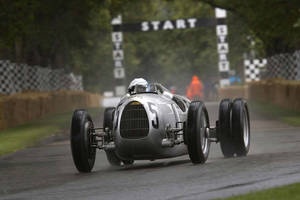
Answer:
232, 98, 250, 156
103, 107, 115, 130
103, 107, 134, 166
219, 99, 235, 158
186, 101, 210, 164
71, 110, 96, 173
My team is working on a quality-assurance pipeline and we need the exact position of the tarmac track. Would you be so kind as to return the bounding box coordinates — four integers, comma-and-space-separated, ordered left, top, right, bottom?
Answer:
0, 102, 300, 200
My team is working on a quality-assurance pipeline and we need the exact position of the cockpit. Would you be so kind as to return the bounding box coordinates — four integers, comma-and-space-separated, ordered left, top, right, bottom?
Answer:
128, 83, 170, 95
128, 83, 189, 112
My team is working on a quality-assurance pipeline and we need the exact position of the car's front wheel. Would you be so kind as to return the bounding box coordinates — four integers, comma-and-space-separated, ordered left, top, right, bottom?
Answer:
70, 110, 96, 173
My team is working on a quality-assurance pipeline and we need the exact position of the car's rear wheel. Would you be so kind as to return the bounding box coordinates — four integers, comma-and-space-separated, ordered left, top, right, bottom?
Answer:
186, 101, 210, 164
219, 99, 235, 158
232, 99, 250, 156
71, 110, 96, 173
103, 107, 134, 166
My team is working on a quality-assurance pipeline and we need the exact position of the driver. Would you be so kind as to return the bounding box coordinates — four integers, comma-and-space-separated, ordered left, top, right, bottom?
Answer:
128, 78, 148, 94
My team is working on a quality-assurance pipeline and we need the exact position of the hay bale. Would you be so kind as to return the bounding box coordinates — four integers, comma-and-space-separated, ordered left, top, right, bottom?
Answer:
0, 91, 102, 130
218, 85, 248, 100
248, 80, 300, 112
13, 96, 28, 125
0, 98, 8, 130
39, 94, 51, 117
26, 96, 41, 121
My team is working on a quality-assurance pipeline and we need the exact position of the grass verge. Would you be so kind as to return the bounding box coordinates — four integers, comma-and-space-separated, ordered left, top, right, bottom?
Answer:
249, 100, 300, 126
221, 182, 300, 200
0, 107, 101, 156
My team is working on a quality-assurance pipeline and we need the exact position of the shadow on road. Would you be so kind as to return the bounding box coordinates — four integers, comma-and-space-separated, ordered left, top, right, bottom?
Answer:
119, 159, 191, 171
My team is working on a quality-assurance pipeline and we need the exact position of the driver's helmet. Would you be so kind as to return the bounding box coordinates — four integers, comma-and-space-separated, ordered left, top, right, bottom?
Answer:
128, 78, 148, 94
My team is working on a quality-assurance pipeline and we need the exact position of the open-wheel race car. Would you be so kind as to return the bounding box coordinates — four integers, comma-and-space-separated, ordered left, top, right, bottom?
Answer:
70, 81, 250, 173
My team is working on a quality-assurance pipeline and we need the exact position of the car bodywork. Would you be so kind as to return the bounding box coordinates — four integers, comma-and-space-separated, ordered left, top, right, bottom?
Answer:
70, 82, 250, 173
113, 84, 191, 160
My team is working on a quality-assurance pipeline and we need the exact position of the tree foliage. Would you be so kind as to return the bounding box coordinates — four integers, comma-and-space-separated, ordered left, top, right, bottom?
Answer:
1, 0, 299, 92
197, 0, 300, 56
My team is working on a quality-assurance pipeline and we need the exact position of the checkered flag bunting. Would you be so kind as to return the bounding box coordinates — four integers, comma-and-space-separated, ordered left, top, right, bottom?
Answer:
244, 50, 300, 82
263, 51, 300, 80
244, 59, 267, 82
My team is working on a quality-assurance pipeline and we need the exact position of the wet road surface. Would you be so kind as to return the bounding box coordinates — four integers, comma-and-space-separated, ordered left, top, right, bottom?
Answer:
0, 102, 300, 200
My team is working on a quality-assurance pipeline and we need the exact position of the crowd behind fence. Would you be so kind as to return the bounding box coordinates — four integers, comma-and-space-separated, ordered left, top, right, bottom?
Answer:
0, 60, 83, 95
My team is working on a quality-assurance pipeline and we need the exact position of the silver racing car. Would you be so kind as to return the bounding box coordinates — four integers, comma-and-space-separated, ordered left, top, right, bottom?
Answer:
70, 82, 250, 173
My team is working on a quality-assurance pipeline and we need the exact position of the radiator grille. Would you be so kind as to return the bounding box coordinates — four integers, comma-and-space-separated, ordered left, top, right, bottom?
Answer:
120, 102, 149, 139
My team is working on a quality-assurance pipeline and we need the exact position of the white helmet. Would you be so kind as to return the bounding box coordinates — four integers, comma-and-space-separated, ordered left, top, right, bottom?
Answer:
128, 78, 148, 93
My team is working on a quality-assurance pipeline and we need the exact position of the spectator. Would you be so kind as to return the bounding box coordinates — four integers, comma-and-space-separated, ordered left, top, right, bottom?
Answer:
186, 75, 203, 100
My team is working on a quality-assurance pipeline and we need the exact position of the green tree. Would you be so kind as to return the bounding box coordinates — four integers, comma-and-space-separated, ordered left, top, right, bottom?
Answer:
3, 0, 293, 92
197, 0, 300, 55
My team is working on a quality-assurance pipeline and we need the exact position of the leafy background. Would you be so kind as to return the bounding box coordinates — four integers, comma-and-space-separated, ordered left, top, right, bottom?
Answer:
0, 0, 299, 93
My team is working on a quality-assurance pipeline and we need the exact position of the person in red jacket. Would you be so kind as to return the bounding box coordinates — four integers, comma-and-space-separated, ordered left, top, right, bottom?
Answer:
186, 75, 203, 100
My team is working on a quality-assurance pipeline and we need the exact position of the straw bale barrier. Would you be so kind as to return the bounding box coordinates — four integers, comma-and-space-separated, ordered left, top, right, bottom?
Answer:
248, 79, 300, 111
0, 91, 101, 130
218, 80, 300, 112
218, 85, 249, 100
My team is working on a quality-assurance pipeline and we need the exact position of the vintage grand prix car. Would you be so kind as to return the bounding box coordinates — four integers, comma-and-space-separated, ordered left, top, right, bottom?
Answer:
70, 83, 250, 173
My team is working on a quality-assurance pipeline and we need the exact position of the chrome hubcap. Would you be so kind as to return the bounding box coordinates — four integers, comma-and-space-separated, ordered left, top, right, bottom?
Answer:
200, 112, 208, 153
243, 109, 249, 147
